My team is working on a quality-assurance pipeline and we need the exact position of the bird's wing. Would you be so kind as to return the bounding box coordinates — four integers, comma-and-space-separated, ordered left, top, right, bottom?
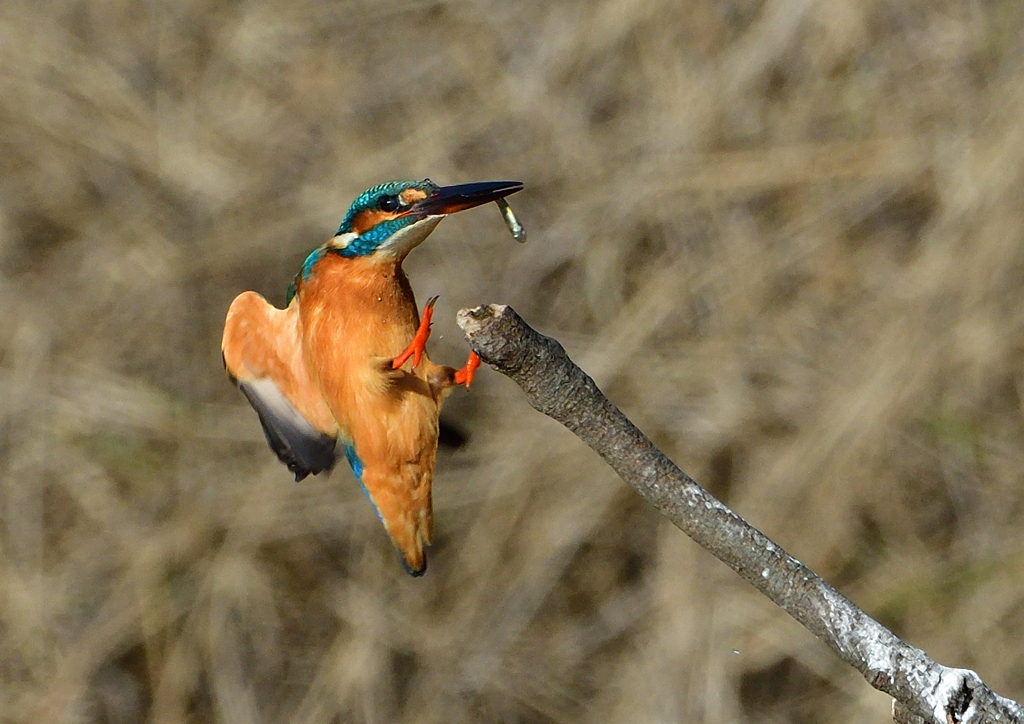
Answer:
222, 291, 338, 481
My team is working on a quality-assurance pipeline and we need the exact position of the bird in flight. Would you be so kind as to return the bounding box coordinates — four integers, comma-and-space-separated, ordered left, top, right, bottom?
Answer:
222, 179, 523, 575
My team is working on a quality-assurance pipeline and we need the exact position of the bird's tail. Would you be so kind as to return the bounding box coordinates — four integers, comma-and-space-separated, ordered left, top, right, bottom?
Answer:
359, 467, 433, 576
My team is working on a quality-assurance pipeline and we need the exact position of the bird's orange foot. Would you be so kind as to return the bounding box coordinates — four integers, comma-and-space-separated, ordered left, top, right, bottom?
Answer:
393, 296, 438, 370
453, 351, 481, 389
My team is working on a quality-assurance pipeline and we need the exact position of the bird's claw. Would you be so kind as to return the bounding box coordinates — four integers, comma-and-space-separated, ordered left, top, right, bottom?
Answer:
453, 351, 480, 389
393, 296, 439, 370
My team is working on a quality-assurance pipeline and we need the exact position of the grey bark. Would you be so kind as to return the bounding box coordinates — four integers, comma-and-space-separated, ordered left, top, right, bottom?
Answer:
456, 303, 1023, 724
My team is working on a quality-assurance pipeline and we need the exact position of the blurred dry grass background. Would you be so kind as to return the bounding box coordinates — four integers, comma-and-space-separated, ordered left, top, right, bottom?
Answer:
3, 0, 1024, 721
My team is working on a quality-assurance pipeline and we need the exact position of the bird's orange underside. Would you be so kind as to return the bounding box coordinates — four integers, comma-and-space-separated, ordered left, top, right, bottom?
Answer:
300, 254, 446, 568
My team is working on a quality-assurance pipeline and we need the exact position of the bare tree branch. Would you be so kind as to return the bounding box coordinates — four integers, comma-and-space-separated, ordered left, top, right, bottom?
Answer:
456, 303, 1024, 724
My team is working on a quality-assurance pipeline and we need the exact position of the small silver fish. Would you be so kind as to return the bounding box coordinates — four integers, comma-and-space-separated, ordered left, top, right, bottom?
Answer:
496, 197, 526, 243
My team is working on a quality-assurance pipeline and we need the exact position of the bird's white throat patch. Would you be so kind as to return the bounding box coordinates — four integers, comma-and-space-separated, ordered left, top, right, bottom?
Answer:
377, 215, 444, 258
330, 232, 358, 250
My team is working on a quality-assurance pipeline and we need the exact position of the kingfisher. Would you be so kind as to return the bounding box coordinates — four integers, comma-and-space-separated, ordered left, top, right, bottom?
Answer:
222, 179, 524, 576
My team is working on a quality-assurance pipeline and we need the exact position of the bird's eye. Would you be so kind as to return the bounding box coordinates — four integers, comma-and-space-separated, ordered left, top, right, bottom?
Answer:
377, 195, 401, 212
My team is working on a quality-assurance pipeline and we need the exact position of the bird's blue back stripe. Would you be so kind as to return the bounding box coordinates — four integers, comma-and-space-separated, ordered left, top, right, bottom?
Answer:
298, 247, 327, 284
343, 440, 364, 479
343, 440, 384, 526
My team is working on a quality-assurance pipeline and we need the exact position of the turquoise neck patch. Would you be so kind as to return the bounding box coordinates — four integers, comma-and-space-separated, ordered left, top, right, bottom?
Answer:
335, 215, 417, 258
286, 246, 328, 304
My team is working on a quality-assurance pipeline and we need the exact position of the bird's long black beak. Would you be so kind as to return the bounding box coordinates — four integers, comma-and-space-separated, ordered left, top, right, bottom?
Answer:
414, 180, 524, 216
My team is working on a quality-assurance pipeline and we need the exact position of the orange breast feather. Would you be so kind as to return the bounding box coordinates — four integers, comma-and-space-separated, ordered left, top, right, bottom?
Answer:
297, 254, 443, 574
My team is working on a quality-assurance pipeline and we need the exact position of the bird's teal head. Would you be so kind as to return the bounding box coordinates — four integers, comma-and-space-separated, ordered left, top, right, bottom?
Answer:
288, 179, 523, 303
330, 178, 523, 259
